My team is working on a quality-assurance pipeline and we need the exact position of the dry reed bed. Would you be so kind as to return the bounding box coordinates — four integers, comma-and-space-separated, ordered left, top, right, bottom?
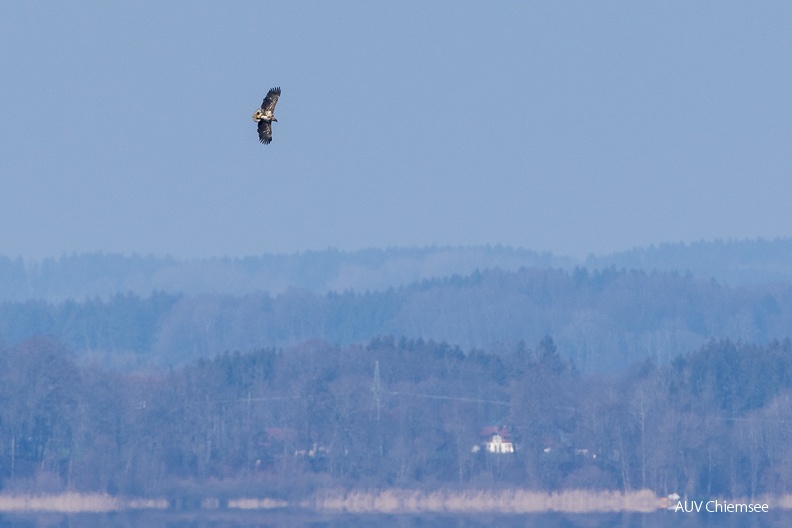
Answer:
19, 489, 792, 513
304, 489, 662, 514
0, 493, 168, 512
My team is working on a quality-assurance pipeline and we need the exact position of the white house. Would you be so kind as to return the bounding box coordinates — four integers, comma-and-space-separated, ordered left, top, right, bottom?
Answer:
485, 433, 515, 454
472, 426, 516, 454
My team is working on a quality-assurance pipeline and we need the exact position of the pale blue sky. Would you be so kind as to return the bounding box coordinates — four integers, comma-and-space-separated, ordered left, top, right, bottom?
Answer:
2, 1, 792, 260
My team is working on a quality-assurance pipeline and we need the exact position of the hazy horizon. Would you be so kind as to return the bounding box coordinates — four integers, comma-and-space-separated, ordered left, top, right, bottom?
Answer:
2, 235, 790, 264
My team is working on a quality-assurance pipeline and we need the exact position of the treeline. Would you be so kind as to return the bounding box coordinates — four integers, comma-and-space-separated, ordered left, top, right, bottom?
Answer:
0, 247, 568, 302
5, 239, 792, 304
587, 237, 792, 285
3, 267, 792, 370
2, 335, 792, 500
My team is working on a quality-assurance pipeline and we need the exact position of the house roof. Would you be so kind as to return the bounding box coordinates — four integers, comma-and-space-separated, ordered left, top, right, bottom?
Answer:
480, 425, 511, 440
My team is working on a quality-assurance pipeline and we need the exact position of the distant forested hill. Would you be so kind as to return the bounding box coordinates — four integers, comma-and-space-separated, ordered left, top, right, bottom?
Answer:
5, 239, 792, 370
587, 237, 792, 285
2, 267, 792, 371
4, 238, 792, 303
0, 247, 570, 302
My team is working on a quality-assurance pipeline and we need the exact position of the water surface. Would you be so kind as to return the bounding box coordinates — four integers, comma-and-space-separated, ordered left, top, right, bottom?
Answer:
2, 510, 791, 528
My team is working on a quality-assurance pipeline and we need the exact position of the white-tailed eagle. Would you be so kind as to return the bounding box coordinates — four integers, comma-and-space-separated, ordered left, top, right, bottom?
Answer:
252, 87, 281, 144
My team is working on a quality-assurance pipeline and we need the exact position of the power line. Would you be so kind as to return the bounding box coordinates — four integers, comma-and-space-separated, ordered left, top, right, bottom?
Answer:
385, 390, 510, 406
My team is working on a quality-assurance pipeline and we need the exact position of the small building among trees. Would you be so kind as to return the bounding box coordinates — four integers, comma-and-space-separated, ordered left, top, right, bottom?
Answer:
472, 426, 515, 454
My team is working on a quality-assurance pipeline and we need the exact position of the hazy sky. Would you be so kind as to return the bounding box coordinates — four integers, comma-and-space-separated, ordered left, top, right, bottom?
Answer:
2, 2, 792, 260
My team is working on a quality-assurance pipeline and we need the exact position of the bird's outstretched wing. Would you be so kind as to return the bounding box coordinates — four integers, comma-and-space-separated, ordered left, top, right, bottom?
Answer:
258, 120, 273, 144
261, 87, 281, 113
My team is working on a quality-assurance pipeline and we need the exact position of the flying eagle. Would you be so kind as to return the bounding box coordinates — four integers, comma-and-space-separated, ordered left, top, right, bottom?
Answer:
252, 87, 281, 144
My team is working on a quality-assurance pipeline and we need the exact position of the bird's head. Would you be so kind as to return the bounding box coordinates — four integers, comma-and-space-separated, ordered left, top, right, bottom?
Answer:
252, 110, 263, 122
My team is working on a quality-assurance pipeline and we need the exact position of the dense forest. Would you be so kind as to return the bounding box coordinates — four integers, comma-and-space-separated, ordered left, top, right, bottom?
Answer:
2, 266, 792, 370
4, 240, 792, 502
2, 334, 792, 501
